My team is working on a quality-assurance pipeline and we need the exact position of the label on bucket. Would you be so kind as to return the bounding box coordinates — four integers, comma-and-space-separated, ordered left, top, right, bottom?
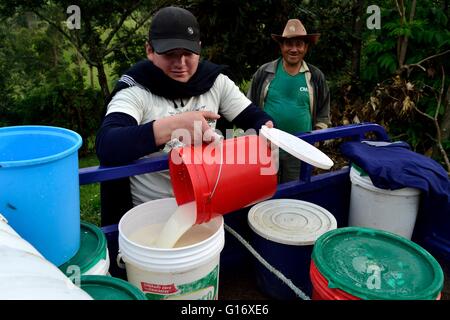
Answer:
141, 265, 219, 300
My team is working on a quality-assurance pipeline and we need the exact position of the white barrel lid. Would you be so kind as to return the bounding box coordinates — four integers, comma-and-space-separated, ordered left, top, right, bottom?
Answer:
260, 126, 334, 169
248, 199, 337, 245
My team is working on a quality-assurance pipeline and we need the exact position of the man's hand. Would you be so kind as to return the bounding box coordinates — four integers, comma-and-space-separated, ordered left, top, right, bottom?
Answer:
153, 111, 221, 146
264, 120, 274, 128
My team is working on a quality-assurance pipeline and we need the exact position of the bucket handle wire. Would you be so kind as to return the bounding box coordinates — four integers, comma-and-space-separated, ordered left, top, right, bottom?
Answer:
116, 252, 126, 269
207, 138, 224, 203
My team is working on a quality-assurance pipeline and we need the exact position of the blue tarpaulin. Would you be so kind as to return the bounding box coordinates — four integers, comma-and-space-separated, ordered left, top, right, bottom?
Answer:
340, 140, 449, 201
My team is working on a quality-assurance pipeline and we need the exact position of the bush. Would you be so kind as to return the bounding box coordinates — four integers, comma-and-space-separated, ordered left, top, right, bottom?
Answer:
11, 80, 103, 156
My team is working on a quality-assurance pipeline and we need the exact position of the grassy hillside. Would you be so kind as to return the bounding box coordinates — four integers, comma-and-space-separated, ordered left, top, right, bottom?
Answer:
79, 154, 100, 226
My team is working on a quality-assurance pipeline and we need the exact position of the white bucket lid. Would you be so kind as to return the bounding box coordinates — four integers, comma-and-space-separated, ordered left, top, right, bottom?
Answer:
248, 199, 337, 245
260, 126, 334, 169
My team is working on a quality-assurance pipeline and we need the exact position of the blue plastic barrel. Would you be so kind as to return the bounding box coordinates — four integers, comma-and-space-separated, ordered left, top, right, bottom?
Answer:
0, 125, 82, 266
247, 199, 337, 299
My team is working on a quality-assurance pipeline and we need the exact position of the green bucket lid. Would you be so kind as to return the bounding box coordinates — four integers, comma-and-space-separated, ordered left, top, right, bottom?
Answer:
80, 275, 147, 300
312, 227, 444, 300
59, 221, 107, 274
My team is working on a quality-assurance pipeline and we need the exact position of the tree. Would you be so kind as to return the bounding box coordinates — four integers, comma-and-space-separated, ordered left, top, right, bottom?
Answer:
0, 0, 170, 102
360, 0, 450, 172
0, 11, 103, 153
350, 0, 366, 80
168, 0, 297, 84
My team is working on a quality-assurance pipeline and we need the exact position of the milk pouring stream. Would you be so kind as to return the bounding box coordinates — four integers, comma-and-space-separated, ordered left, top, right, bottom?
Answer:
128, 201, 214, 249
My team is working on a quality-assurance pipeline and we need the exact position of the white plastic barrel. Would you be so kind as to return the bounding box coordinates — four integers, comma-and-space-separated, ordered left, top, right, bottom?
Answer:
0, 215, 92, 300
348, 166, 421, 239
118, 198, 224, 300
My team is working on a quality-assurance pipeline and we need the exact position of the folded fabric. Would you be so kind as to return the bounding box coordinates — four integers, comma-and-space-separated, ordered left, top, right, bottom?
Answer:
340, 140, 449, 203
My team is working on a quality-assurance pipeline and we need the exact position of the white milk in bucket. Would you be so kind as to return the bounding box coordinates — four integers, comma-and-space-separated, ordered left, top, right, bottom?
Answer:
118, 198, 224, 300
154, 201, 197, 249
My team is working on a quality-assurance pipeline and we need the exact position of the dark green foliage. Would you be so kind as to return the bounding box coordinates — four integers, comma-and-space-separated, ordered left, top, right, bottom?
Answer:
0, 12, 103, 155
175, 0, 296, 83
1, 0, 449, 168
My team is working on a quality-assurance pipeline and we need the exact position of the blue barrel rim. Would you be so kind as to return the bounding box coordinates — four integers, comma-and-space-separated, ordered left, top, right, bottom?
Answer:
0, 125, 82, 167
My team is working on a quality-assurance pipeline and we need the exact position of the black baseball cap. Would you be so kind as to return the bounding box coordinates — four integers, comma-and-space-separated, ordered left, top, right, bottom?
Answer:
150, 6, 201, 54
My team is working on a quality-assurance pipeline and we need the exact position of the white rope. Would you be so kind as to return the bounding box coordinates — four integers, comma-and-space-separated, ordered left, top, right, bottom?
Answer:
224, 223, 311, 300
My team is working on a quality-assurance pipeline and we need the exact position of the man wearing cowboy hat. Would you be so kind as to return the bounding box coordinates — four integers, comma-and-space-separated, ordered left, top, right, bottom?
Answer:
247, 19, 330, 183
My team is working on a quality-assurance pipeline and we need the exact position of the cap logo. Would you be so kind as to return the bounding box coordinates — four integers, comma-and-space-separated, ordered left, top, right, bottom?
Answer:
187, 27, 194, 35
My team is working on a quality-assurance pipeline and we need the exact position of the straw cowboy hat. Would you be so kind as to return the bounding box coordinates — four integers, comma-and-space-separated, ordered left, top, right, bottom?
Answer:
271, 19, 320, 44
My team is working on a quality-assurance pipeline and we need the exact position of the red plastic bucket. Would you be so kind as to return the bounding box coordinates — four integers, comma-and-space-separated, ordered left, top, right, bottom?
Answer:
311, 227, 444, 300
310, 260, 442, 300
169, 135, 277, 224
310, 260, 359, 300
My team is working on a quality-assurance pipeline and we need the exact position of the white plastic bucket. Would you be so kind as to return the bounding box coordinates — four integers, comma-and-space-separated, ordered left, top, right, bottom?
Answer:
59, 221, 110, 276
118, 198, 224, 300
348, 166, 421, 239
83, 248, 110, 275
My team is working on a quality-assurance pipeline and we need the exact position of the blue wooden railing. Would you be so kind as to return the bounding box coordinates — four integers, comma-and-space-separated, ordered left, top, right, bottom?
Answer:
78, 123, 389, 186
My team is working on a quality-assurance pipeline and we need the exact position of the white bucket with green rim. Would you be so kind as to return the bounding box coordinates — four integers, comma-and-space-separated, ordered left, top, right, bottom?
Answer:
59, 221, 110, 276
118, 198, 224, 300
348, 165, 421, 239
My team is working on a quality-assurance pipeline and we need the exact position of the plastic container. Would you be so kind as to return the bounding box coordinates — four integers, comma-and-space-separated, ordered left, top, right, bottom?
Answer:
0, 217, 92, 300
170, 135, 276, 224
311, 227, 444, 300
0, 215, 43, 257
247, 199, 337, 299
59, 221, 110, 276
0, 125, 82, 266
118, 198, 224, 300
170, 127, 333, 224
0, 245, 72, 281
348, 165, 421, 239
80, 275, 147, 300
0, 276, 93, 300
